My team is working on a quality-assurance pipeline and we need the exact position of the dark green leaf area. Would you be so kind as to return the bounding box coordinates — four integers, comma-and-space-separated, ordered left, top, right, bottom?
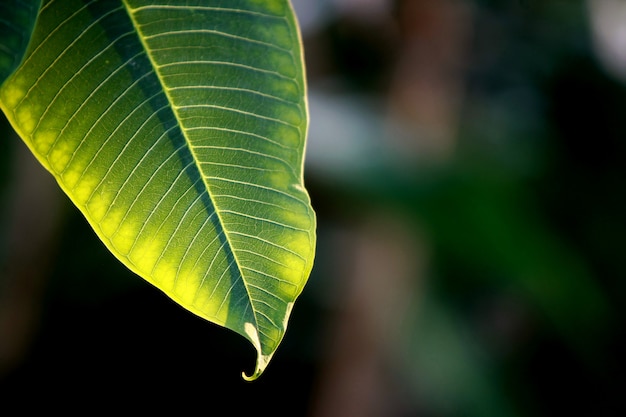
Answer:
0, 0, 41, 84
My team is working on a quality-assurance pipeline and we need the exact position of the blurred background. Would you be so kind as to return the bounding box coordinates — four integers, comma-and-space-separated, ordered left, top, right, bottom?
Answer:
1, 0, 625, 415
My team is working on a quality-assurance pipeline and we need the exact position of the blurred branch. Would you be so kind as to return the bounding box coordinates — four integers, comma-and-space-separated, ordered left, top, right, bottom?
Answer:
0, 136, 65, 377
308, 211, 423, 417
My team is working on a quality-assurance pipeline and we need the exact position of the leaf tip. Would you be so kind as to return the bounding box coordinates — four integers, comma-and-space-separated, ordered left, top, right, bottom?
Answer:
241, 357, 268, 382
241, 322, 274, 381
241, 352, 272, 382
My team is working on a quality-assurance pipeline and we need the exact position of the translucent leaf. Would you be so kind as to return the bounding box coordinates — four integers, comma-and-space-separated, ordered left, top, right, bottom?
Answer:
0, 0, 316, 380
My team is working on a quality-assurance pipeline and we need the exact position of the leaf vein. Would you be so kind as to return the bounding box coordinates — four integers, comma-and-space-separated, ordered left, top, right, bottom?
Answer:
144, 29, 291, 53
176, 103, 299, 128
187, 126, 293, 150
207, 176, 305, 205
222, 209, 308, 232
229, 231, 305, 261
158, 60, 295, 82
129, 4, 285, 21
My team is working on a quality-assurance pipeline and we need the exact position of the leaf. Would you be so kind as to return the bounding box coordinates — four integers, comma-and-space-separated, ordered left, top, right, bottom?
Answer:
0, 0, 316, 380
0, 0, 41, 84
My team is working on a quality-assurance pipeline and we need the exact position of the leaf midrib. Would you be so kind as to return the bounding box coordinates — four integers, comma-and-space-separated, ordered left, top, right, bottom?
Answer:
122, 1, 255, 325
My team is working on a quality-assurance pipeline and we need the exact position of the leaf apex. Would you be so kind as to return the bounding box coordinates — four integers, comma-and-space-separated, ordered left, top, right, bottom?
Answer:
241, 322, 274, 381
242, 352, 273, 382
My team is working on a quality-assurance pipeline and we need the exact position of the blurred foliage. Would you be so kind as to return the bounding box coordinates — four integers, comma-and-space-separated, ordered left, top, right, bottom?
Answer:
302, 0, 625, 415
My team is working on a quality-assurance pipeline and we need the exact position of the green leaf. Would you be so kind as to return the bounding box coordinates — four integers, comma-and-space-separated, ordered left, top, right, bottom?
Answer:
0, 0, 316, 380
0, 0, 41, 84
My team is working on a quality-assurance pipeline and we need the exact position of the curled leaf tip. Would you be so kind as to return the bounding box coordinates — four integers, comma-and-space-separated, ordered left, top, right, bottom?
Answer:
242, 352, 272, 382
242, 368, 261, 382
241, 322, 273, 381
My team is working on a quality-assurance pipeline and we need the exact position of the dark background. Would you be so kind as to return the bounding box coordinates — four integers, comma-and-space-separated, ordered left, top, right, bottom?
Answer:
1, 0, 625, 415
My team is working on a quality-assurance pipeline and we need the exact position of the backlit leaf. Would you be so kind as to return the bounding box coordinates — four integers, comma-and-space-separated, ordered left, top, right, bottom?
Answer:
0, 0, 316, 380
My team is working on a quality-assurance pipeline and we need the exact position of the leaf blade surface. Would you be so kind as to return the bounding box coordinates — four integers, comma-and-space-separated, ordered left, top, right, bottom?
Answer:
0, 0, 315, 380
0, 0, 41, 84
